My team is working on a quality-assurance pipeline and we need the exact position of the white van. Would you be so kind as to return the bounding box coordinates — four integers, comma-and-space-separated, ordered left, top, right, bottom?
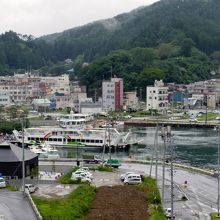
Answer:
0, 177, 6, 188
124, 174, 142, 185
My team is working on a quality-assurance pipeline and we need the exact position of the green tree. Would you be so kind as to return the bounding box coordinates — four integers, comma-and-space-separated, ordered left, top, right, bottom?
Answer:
211, 51, 220, 61
157, 43, 173, 60
138, 67, 165, 87
180, 38, 195, 57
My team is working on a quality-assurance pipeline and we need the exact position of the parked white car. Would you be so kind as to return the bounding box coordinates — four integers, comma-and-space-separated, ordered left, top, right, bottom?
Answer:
0, 177, 6, 188
124, 174, 142, 185
120, 172, 135, 182
71, 172, 92, 183
74, 170, 93, 179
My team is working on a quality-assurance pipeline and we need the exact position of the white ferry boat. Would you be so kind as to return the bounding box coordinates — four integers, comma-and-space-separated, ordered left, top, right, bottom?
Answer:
13, 126, 136, 149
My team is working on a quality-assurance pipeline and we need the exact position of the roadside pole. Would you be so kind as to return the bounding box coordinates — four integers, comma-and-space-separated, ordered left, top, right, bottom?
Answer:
22, 118, 25, 198
217, 125, 220, 217
108, 114, 111, 167
155, 124, 158, 182
17, 109, 26, 198
161, 124, 166, 204
167, 126, 174, 220
150, 125, 158, 177
101, 127, 107, 165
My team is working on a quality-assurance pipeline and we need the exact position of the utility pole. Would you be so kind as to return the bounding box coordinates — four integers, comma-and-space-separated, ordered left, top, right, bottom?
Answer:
108, 113, 111, 167
205, 95, 208, 125
161, 124, 166, 204
167, 126, 174, 220
150, 125, 158, 177
94, 89, 97, 103
172, 92, 174, 117
217, 125, 220, 217
17, 108, 25, 198
155, 124, 159, 182
101, 126, 108, 165
22, 118, 25, 198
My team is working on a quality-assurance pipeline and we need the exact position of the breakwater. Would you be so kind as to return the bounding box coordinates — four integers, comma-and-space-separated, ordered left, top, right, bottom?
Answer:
124, 119, 217, 128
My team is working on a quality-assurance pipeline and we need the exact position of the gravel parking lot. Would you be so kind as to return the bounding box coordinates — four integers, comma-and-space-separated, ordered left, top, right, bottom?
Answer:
33, 170, 123, 198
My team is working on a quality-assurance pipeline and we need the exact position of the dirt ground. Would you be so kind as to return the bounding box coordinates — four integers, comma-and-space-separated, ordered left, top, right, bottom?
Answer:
86, 185, 149, 220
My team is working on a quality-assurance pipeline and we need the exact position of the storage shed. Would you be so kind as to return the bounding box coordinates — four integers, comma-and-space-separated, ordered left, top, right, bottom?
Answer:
0, 142, 38, 179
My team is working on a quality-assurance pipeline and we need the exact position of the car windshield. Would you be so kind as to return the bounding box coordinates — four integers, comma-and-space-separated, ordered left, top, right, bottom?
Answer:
0, 179, 4, 182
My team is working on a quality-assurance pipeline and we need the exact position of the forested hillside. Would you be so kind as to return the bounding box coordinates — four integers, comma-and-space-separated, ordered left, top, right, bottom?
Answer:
42, 0, 220, 60
0, 0, 220, 94
79, 45, 215, 96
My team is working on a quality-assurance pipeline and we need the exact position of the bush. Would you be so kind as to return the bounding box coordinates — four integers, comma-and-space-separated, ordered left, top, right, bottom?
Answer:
138, 177, 166, 220
58, 167, 79, 184
138, 177, 161, 204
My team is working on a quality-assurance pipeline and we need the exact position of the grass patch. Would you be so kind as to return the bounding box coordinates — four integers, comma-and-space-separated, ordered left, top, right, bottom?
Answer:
58, 167, 79, 184
197, 112, 218, 121
6, 185, 18, 191
33, 184, 96, 220
210, 213, 220, 219
138, 177, 166, 220
149, 205, 167, 220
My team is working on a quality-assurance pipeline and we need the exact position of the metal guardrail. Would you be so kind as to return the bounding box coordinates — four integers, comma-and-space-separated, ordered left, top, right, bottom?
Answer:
25, 191, 42, 220
121, 159, 214, 176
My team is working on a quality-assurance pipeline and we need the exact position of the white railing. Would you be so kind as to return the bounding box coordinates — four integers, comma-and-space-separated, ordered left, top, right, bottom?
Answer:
25, 191, 42, 220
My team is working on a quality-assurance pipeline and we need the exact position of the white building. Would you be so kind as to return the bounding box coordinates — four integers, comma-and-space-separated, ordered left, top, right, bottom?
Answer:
0, 92, 11, 106
102, 77, 123, 112
146, 80, 168, 114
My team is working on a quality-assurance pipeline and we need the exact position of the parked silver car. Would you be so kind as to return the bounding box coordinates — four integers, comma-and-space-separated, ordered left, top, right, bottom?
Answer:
123, 174, 142, 185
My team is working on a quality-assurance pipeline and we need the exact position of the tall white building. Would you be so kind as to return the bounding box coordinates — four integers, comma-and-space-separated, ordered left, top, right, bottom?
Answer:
146, 80, 168, 114
102, 77, 123, 112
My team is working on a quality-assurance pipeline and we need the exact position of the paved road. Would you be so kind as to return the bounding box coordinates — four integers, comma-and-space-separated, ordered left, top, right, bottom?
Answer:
0, 190, 37, 220
120, 163, 215, 220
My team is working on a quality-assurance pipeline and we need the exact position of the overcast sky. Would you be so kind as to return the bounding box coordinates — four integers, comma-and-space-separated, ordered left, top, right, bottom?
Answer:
0, 0, 159, 37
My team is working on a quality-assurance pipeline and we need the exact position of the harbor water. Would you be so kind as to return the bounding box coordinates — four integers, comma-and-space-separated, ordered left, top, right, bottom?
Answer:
55, 126, 219, 168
